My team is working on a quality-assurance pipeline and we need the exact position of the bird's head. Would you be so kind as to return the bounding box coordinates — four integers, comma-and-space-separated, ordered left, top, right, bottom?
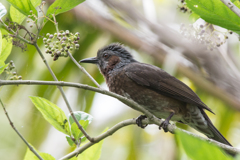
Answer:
80, 43, 136, 75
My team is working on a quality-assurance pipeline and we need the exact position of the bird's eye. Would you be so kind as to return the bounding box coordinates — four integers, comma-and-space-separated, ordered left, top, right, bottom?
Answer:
103, 53, 109, 58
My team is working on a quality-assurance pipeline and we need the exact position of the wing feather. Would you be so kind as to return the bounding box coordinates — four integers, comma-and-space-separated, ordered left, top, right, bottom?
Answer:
125, 63, 214, 114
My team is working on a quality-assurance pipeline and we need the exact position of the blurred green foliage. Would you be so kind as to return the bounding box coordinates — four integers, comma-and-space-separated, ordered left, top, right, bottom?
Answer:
176, 130, 233, 160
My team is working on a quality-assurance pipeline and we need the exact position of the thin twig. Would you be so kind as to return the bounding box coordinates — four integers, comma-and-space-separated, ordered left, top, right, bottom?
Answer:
52, 14, 59, 33
38, 5, 56, 28
220, 0, 240, 18
67, 51, 101, 88
0, 98, 44, 160
0, 19, 33, 44
33, 44, 94, 142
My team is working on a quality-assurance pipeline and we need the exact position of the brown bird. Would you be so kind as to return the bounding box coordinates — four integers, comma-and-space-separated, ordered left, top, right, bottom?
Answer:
80, 43, 232, 149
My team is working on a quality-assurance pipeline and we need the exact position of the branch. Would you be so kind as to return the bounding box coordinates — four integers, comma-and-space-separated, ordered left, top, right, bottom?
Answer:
33, 44, 94, 142
67, 51, 101, 88
58, 119, 137, 160
0, 98, 43, 160
0, 80, 154, 118
220, 0, 240, 18
0, 80, 239, 158
60, 118, 240, 160
58, 119, 153, 160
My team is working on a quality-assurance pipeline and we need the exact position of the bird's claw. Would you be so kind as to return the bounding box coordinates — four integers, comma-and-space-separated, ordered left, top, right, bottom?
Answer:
159, 120, 170, 132
136, 115, 148, 128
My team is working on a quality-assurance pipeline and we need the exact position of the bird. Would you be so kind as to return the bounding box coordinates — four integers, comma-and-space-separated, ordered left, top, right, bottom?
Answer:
79, 43, 232, 150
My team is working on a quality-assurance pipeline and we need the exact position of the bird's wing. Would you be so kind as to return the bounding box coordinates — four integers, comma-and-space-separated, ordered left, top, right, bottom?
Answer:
124, 62, 214, 114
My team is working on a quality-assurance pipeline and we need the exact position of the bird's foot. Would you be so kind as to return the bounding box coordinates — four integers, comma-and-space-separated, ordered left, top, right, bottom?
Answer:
159, 120, 170, 132
159, 112, 174, 132
136, 115, 148, 128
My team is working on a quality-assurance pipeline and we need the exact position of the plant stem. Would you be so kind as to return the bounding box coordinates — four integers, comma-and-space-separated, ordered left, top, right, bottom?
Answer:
67, 51, 101, 88
52, 14, 59, 33
0, 98, 43, 160
0, 19, 33, 44
33, 44, 94, 142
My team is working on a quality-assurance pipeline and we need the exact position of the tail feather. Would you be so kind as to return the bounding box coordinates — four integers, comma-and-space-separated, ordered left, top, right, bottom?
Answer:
198, 109, 236, 156
200, 109, 232, 146
185, 106, 235, 156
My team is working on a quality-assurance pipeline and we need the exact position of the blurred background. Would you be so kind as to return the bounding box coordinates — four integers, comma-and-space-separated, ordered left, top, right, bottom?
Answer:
0, 0, 240, 159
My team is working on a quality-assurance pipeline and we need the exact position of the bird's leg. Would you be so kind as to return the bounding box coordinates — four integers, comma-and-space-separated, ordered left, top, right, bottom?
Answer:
159, 112, 175, 132
136, 115, 148, 128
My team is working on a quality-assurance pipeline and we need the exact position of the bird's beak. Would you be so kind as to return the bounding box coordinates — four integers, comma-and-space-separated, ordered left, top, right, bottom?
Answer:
79, 57, 98, 64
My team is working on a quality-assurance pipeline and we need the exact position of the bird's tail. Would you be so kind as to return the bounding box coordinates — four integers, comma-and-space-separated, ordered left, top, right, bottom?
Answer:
200, 109, 231, 146
196, 109, 235, 156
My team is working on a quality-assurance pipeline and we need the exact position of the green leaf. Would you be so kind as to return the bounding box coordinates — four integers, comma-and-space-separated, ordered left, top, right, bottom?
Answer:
186, 0, 240, 32
71, 120, 89, 140
40, 153, 55, 160
0, 40, 12, 61
0, 61, 8, 74
0, 28, 13, 61
10, 5, 26, 24
66, 136, 76, 147
45, 0, 85, 21
30, 0, 41, 8
9, 0, 41, 24
24, 148, 38, 160
69, 111, 92, 142
176, 130, 233, 160
6, 0, 38, 17
0, 3, 7, 19
76, 140, 103, 160
69, 111, 93, 125
75, 128, 107, 160
24, 146, 55, 160
30, 96, 70, 135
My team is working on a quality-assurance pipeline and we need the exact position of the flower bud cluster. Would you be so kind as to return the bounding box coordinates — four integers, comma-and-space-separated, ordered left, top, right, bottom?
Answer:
180, 23, 229, 51
26, 12, 37, 28
4, 60, 22, 80
43, 30, 80, 61
27, 1, 46, 28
